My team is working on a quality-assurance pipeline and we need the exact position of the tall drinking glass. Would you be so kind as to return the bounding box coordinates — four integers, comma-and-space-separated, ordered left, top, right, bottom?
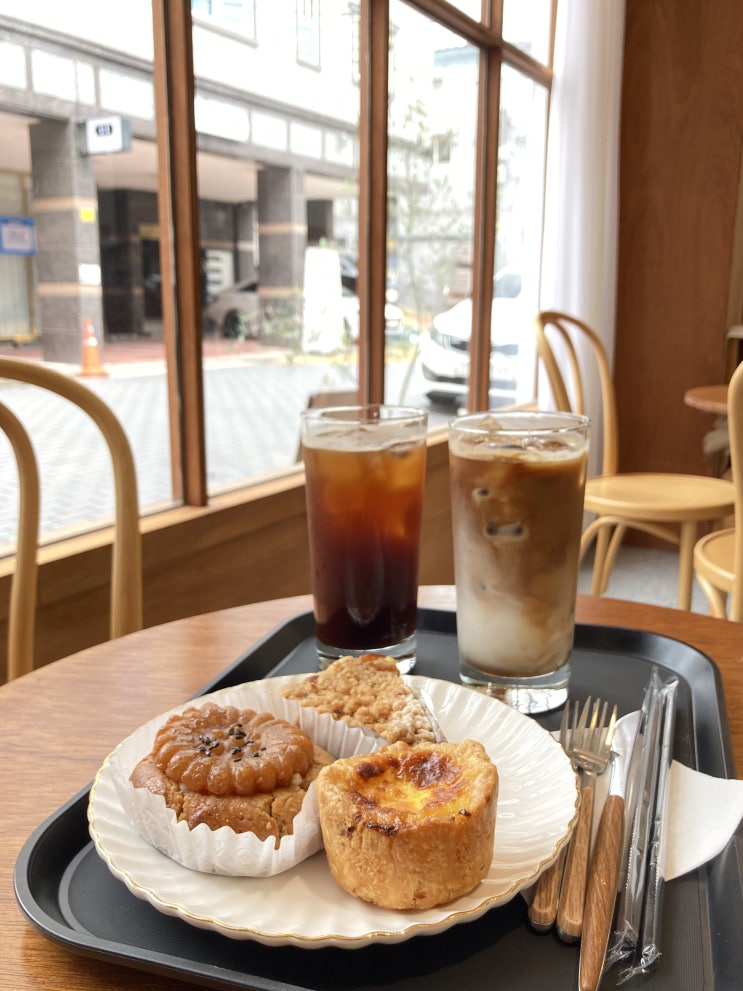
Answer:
448, 410, 589, 713
301, 404, 428, 672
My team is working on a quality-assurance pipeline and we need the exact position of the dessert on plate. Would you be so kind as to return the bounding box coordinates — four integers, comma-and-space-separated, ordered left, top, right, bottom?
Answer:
316, 738, 499, 910
98, 682, 383, 876
129, 702, 333, 845
279, 652, 442, 744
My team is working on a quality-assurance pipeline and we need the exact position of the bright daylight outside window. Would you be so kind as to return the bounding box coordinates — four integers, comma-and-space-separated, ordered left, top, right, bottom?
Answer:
0, 0, 554, 550
387, 2, 548, 417
0, 0, 171, 550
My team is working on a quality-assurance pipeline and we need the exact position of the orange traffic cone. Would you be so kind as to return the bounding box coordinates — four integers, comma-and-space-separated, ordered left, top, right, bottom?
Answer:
79, 318, 108, 377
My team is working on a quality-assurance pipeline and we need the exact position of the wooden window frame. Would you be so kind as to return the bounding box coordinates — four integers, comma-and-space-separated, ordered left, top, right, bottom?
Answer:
155, 0, 556, 504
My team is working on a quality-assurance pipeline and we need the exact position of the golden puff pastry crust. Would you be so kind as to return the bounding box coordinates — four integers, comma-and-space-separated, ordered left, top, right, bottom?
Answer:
315, 739, 498, 909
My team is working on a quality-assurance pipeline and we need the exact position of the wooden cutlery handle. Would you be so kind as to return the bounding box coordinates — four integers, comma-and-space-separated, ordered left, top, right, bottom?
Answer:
527, 846, 567, 931
579, 794, 625, 991
556, 782, 595, 942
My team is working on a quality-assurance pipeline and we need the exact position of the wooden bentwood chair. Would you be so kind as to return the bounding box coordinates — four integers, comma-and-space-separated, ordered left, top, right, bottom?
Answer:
693, 360, 743, 620
0, 357, 143, 680
535, 312, 735, 611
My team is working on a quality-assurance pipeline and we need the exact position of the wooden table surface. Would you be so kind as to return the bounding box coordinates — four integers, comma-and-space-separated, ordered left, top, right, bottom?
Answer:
683, 383, 728, 415
3, 588, 743, 991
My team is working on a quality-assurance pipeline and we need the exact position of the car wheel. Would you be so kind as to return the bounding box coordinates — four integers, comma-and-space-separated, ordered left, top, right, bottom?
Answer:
426, 390, 462, 407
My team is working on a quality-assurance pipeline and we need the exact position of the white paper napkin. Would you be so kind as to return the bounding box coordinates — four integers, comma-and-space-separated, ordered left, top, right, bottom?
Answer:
662, 760, 743, 879
566, 719, 743, 881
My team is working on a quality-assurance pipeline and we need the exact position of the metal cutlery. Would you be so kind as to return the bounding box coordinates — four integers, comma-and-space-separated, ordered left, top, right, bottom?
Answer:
527, 704, 572, 931
556, 697, 617, 943
528, 698, 616, 938
613, 669, 679, 982
578, 708, 642, 991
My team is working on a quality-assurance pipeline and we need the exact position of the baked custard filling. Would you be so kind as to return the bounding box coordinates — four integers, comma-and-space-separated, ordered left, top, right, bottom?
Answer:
351, 750, 471, 824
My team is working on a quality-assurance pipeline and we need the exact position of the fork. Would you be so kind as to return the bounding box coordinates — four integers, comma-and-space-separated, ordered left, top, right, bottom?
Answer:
527, 704, 572, 931
556, 697, 617, 943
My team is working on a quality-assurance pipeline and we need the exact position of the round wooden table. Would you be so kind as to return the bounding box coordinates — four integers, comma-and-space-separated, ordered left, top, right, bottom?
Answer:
684, 384, 728, 415
2, 588, 743, 991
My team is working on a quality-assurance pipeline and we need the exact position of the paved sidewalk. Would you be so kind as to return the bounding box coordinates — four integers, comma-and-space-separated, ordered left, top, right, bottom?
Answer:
0, 334, 290, 376
0, 336, 444, 546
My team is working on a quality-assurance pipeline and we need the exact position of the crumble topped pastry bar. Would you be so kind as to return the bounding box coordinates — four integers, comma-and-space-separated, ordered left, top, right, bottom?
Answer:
279, 653, 439, 745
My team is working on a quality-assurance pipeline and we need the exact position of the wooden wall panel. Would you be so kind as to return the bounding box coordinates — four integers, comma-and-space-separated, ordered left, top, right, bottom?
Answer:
614, 0, 743, 477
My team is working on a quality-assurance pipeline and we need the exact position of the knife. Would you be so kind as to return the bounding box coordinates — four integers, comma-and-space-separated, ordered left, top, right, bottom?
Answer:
618, 673, 679, 980
578, 710, 641, 991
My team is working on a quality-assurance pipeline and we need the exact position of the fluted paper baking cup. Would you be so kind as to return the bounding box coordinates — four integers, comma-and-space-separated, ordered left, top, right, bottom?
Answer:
92, 679, 383, 876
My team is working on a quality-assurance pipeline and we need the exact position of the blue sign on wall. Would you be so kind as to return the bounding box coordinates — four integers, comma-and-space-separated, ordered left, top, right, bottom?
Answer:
0, 216, 36, 255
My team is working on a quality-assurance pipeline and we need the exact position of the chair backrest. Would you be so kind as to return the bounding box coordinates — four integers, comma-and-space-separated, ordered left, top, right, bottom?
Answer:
535, 311, 619, 476
0, 357, 143, 680
723, 325, 743, 383
727, 360, 743, 621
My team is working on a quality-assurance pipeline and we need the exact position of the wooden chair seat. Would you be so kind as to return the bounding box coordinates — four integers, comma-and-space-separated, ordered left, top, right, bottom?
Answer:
1, 357, 143, 680
537, 312, 735, 610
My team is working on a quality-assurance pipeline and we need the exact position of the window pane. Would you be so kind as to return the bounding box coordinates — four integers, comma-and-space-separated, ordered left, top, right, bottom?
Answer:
493, 63, 549, 406
385, 1, 477, 423
503, 0, 553, 64
296, 0, 320, 68
0, 0, 177, 547
193, 1, 361, 493
192, 1, 256, 40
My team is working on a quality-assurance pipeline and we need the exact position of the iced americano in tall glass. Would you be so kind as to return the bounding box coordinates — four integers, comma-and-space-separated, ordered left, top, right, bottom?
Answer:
301, 405, 427, 671
449, 411, 589, 713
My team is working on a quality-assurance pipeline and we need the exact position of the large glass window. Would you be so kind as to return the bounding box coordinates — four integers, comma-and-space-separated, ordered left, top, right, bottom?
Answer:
0, 0, 174, 547
0, 0, 557, 549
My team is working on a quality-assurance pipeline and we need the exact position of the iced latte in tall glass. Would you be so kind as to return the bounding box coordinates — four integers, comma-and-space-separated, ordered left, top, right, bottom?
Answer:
301, 405, 427, 671
449, 411, 589, 713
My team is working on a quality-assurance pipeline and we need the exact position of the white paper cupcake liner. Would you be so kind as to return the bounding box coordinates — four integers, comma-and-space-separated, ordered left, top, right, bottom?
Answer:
94, 678, 383, 877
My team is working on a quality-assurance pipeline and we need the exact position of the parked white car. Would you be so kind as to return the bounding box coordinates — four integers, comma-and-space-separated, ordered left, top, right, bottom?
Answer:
203, 271, 404, 344
203, 279, 261, 339
421, 269, 529, 405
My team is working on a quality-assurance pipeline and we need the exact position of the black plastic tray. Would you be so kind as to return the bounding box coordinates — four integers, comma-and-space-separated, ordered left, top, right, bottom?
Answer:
14, 609, 743, 990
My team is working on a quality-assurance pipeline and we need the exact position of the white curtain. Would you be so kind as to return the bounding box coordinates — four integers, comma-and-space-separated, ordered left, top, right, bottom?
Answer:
540, 0, 626, 475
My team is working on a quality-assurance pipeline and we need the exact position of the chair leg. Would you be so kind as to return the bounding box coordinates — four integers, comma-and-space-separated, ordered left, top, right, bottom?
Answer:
597, 523, 627, 594
591, 524, 612, 595
696, 571, 729, 619
677, 521, 697, 611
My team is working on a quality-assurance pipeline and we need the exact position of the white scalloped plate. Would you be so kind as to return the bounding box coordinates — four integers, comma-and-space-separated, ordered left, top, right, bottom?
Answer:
88, 676, 578, 949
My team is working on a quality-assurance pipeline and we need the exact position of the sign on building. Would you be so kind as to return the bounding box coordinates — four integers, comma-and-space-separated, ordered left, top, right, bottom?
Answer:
83, 115, 132, 155
0, 216, 35, 255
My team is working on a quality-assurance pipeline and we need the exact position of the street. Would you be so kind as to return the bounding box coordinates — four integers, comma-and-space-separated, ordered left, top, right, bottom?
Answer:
0, 350, 453, 546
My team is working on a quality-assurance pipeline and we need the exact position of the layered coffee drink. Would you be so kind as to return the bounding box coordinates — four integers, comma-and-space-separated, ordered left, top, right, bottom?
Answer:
449, 411, 589, 712
301, 405, 427, 670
